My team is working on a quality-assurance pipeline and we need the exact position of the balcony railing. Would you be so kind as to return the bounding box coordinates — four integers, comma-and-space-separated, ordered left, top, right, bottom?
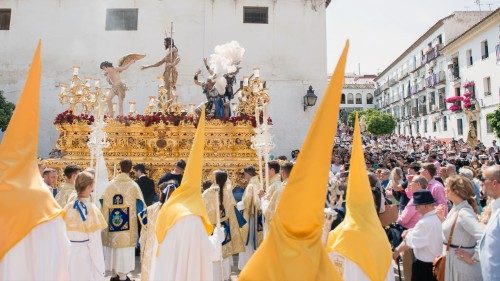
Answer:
419, 106, 428, 116
425, 47, 439, 63
412, 107, 419, 117
425, 75, 436, 88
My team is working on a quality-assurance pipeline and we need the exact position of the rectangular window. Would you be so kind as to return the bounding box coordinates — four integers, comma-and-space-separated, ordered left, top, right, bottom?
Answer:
484, 77, 491, 96
443, 117, 448, 131
0, 9, 11, 30
424, 119, 428, 133
481, 40, 489, 59
416, 121, 420, 134
437, 34, 443, 45
455, 87, 461, 96
433, 121, 437, 132
457, 119, 463, 135
243, 7, 268, 24
466, 49, 473, 66
105, 9, 138, 31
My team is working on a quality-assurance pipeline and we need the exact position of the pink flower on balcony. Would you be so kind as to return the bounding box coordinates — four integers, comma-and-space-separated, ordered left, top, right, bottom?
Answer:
463, 81, 475, 88
446, 96, 464, 103
463, 97, 471, 104
449, 104, 462, 112
464, 90, 472, 98
464, 103, 472, 109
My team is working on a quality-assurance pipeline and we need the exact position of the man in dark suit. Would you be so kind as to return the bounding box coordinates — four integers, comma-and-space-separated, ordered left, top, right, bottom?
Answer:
158, 159, 186, 187
133, 164, 157, 206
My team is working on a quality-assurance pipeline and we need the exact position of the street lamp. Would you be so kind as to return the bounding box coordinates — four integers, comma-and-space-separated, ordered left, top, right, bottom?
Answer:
303, 85, 318, 111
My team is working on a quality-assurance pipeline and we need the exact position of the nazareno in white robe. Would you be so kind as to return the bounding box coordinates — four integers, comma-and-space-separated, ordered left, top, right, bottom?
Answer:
150, 215, 217, 281
0, 217, 70, 280
329, 252, 395, 281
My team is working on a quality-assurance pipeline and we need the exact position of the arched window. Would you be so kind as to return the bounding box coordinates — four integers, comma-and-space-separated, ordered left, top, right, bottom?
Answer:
366, 93, 373, 104
347, 93, 354, 104
341, 93, 346, 104
356, 93, 362, 104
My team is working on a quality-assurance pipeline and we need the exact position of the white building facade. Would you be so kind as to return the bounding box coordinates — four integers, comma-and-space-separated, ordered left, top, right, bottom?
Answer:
339, 74, 376, 124
374, 11, 491, 141
441, 9, 500, 147
0, 0, 330, 157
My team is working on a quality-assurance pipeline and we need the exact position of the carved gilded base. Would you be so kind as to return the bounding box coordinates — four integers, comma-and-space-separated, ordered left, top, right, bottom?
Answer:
44, 119, 258, 187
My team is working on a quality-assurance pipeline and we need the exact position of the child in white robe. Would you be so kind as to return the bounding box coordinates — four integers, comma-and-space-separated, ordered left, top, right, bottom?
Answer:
63, 171, 107, 281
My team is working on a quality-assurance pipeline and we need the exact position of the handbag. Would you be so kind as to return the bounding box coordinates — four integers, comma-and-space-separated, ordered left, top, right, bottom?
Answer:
433, 211, 460, 281
379, 204, 398, 227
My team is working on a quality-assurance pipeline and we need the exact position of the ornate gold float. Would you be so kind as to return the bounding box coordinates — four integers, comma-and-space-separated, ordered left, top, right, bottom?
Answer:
44, 67, 273, 187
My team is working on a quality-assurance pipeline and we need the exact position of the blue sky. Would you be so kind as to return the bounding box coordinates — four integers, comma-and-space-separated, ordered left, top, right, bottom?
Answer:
326, 0, 499, 75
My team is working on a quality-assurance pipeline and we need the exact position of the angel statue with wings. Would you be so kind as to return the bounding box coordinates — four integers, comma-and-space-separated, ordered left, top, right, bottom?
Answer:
100, 54, 145, 117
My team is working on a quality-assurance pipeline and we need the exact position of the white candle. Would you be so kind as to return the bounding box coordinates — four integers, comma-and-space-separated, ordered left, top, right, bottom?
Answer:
129, 102, 136, 113
85, 79, 91, 87
148, 97, 156, 106
253, 68, 260, 78
259, 82, 264, 90
73, 67, 80, 76
77, 89, 83, 96
243, 77, 249, 86
94, 80, 100, 88
60, 86, 66, 94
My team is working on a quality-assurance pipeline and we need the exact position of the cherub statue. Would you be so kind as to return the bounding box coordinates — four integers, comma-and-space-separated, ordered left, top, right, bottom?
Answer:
100, 54, 144, 117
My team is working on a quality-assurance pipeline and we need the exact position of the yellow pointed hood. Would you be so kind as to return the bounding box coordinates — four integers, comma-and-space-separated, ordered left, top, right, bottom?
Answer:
239, 41, 349, 281
0, 41, 63, 260
327, 114, 392, 281
155, 107, 213, 244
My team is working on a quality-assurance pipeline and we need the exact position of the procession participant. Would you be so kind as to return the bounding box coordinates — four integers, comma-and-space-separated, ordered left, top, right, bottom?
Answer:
43, 167, 59, 197
100, 58, 137, 117
133, 164, 157, 206
55, 164, 80, 207
158, 159, 185, 186
0, 42, 70, 280
261, 161, 293, 233
328, 115, 394, 281
63, 171, 107, 281
203, 170, 246, 280
239, 42, 349, 281
259, 160, 282, 236
151, 108, 224, 281
237, 165, 263, 270
101, 159, 145, 281
138, 182, 177, 281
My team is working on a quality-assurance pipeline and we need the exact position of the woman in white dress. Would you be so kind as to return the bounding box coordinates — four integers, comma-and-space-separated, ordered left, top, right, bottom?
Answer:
63, 171, 107, 281
440, 175, 485, 281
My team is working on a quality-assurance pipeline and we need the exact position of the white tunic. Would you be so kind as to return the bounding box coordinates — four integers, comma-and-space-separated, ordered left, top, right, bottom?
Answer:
0, 217, 70, 280
329, 253, 394, 281
68, 231, 105, 281
150, 215, 214, 281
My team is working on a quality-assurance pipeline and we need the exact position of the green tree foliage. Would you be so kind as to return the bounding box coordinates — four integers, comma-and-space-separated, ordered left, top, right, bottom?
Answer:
347, 108, 396, 135
486, 106, 500, 139
0, 90, 15, 132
